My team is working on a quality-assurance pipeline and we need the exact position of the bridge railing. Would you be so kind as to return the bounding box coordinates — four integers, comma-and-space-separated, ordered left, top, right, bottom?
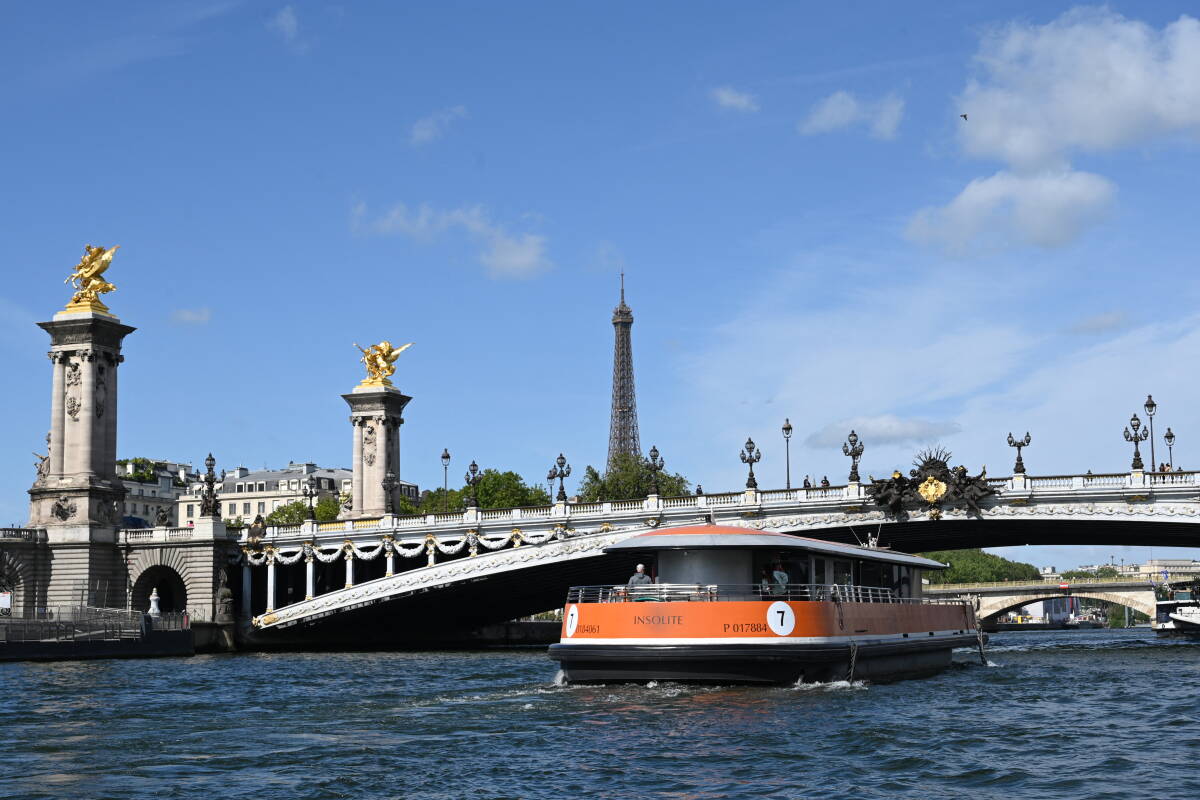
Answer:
0, 528, 46, 543
928, 575, 1161, 591
566, 583, 961, 605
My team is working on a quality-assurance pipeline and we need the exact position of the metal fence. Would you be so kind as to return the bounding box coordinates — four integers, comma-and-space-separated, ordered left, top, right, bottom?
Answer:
0, 606, 189, 644
565, 583, 960, 605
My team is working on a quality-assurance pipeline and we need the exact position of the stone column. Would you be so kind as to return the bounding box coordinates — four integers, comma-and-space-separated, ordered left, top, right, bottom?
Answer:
342, 386, 410, 518
74, 350, 95, 477
351, 420, 364, 516
344, 551, 354, 588
305, 555, 315, 600
241, 561, 252, 618
385, 547, 395, 577
265, 558, 276, 613
48, 352, 66, 478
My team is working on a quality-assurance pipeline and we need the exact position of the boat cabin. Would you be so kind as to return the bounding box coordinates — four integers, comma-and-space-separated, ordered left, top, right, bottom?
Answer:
604, 524, 946, 600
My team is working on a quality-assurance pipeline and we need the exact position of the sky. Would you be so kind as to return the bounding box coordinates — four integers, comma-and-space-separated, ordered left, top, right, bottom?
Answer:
3, 2, 1200, 570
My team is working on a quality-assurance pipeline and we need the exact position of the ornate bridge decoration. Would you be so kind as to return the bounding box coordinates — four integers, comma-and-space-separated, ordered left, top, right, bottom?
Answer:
866, 448, 994, 520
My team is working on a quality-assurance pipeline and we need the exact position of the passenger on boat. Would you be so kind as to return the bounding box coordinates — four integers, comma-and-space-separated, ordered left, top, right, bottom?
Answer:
771, 562, 789, 595
627, 564, 653, 586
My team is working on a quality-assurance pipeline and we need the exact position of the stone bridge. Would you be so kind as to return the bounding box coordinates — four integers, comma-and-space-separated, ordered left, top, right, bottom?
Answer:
223, 468, 1200, 643
926, 577, 1162, 619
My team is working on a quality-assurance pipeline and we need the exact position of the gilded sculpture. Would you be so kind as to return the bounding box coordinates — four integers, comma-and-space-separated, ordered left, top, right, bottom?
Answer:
354, 341, 412, 387
64, 245, 120, 314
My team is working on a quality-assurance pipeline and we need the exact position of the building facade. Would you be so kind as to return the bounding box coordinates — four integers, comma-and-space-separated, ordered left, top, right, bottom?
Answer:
176, 462, 418, 523
118, 459, 198, 528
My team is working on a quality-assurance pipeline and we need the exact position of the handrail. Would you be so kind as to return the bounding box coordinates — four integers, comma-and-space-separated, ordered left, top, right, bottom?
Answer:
928, 575, 1162, 591
565, 583, 956, 605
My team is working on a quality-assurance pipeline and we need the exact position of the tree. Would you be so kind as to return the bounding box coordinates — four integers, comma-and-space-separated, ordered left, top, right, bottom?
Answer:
266, 501, 310, 525
474, 469, 551, 509
576, 452, 691, 502
919, 549, 1041, 584
1061, 565, 1119, 580
315, 495, 340, 522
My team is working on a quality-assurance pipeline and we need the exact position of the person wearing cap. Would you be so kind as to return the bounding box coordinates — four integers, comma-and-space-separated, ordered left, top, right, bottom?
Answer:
627, 563, 653, 585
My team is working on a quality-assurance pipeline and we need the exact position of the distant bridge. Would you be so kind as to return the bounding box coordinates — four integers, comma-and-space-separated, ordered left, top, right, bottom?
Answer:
926, 576, 1164, 619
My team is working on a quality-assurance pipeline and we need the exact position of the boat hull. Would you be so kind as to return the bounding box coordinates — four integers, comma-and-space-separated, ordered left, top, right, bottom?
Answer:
550, 636, 979, 684
549, 598, 980, 684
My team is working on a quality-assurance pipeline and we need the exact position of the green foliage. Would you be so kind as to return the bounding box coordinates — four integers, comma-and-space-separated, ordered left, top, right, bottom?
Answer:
266, 501, 310, 525
474, 469, 551, 509
577, 452, 691, 502
1061, 565, 1119, 580
315, 495, 341, 522
394, 473, 546, 516
1107, 603, 1127, 628
222, 516, 244, 529
919, 548, 1041, 585
117, 457, 160, 484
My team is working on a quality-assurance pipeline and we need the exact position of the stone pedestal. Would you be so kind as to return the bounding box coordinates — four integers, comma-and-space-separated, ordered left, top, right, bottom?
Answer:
27, 309, 135, 608
342, 385, 411, 517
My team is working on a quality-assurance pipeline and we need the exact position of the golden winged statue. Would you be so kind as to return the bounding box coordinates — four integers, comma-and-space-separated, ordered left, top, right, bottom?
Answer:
63, 244, 120, 313
354, 340, 412, 387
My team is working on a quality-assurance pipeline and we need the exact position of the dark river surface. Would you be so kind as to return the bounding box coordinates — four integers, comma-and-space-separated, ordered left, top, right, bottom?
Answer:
2, 628, 1198, 799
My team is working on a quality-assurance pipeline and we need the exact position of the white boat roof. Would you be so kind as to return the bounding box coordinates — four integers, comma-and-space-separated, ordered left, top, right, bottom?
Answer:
604, 524, 947, 570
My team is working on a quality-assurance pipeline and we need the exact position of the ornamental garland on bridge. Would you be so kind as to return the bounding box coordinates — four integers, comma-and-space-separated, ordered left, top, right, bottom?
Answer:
241, 525, 584, 568
866, 448, 995, 520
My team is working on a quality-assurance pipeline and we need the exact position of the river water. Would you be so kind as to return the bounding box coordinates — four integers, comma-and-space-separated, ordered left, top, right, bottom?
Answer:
2, 628, 1198, 799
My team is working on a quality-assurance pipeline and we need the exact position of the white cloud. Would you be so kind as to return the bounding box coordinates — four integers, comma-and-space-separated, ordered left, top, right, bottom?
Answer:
797, 91, 904, 139
805, 415, 962, 449
961, 9, 1200, 171
1067, 311, 1127, 335
906, 169, 1115, 255
267, 6, 298, 41
410, 106, 468, 146
711, 86, 759, 113
914, 9, 1200, 254
354, 202, 551, 279
171, 308, 211, 325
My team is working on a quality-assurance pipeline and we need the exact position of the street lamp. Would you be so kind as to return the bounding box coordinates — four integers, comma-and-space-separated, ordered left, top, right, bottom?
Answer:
302, 476, 318, 520
781, 419, 793, 490
381, 470, 399, 514
645, 445, 664, 496
842, 430, 864, 483
549, 453, 572, 502
1124, 413, 1149, 471
440, 448, 451, 512
740, 437, 762, 490
1165, 427, 1176, 469
464, 460, 482, 508
1007, 431, 1032, 474
1145, 395, 1158, 470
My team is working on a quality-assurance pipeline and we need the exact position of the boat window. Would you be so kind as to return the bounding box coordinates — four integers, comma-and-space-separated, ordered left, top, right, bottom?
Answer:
811, 557, 827, 585
832, 559, 853, 586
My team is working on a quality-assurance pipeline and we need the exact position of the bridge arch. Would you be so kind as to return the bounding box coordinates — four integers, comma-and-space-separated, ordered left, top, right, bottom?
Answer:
977, 591, 1156, 620
0, 549, 29, 615
127, 547, 199, 613
131, 565, 188, 613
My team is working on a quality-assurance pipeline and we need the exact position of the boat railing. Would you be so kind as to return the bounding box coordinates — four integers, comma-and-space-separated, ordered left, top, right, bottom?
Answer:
566, 584, 957, 604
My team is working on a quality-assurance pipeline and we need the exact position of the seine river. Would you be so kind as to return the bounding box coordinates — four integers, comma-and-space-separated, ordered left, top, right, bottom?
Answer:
2, 629, 1198, 799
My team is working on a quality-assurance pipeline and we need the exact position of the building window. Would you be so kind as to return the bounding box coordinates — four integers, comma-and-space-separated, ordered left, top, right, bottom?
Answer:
228, 503, 237, 516
257, 502, 265, 514
243, 502, 250, 515
186, 505, 194, 518
258, 482, 266, 492
273, 500, 281, 510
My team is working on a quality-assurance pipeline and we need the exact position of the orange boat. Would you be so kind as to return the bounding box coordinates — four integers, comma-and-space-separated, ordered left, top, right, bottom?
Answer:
548, 524, 981, 684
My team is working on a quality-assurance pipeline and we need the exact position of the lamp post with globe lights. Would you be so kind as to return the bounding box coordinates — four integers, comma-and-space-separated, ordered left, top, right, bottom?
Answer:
1124, 414, 1149, 471
842, 430, 864, 483
1007, 432, 1031, 474
549, 453, 572, 502
740, 437, 762, 490
781, 419, 793, 490
1165, 428, 1176, 470
1145, 395, 1158, 470
440, 448, 451, 512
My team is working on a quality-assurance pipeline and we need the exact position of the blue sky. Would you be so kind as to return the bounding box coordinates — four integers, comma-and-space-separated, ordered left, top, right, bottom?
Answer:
4, 2, 1200, 570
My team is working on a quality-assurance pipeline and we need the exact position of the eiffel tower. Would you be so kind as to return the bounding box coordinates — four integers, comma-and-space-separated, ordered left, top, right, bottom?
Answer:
607, 274, 641, 468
